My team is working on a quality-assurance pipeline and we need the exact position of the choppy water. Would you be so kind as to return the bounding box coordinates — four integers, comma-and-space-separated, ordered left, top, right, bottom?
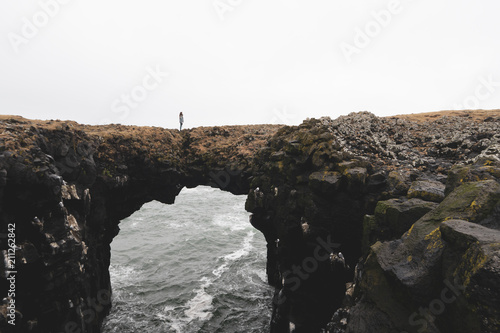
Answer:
102, 186, 272, 333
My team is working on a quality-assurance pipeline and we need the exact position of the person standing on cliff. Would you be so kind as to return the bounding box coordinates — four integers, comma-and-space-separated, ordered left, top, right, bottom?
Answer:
179, 112, 184, 131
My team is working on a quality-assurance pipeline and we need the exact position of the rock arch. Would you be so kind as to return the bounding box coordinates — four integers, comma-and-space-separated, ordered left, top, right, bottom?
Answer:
1, 112, 500, 332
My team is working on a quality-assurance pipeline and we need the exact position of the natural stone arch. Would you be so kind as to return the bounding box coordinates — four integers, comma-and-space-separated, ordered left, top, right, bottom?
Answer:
2, 117, 375, 332
1, 112, 500, 333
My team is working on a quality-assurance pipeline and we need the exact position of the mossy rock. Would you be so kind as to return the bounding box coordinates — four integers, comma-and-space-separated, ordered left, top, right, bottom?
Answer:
374, 180, 500, 283
406, 180, 500, 243
478, 165, 500, 179
439, 220, 500, 333
356, 181, 500, 332
446, 162, 500, 195
362, 198, 437, 253
355, 242, 421, 333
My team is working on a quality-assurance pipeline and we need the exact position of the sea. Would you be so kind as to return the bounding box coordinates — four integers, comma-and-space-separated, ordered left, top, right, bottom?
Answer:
101, 186, 273, 333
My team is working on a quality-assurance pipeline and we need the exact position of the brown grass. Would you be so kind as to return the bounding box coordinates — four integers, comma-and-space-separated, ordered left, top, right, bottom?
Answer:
389, 109, 500, 123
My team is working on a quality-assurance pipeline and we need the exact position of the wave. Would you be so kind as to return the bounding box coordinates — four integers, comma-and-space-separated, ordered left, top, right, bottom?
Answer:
213, 231, 254, 277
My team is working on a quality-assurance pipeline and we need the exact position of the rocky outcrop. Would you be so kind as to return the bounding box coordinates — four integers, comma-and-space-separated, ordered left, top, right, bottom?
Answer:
347, 165, 500, 333
245, 111, 500, 332
0, 118, 279, 333
0, 110, 499, 333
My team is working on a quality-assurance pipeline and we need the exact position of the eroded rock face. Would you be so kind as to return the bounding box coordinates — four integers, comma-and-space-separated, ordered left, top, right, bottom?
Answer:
0, 111, 499, 333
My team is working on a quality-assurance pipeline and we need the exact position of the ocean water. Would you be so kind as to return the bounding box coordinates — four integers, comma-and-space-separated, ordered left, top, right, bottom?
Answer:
102, 186, 272, 333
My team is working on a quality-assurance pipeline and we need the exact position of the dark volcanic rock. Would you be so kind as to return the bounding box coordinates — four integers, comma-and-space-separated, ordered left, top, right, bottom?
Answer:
362, 198, 438, 253
0, 111, 499, 333
309, 171, 342, 193
348, 164, 500, 333
407, 179, 445, 202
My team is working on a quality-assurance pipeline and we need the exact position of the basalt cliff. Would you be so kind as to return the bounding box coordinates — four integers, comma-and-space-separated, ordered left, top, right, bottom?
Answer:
0, 110, 499, 333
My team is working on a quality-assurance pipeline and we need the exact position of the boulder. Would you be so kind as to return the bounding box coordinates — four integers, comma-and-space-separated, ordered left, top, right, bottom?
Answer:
366, 171, 387, 192
308, 171, 342, 193
407, 180, 445, 202
386, 170, 410, 195
445, 163, 500, 196
343, 167, 367, 194
362, 198, 437, 253
439, 220, 500, 333
351, 179, 500, 333
346, 301, 400, 333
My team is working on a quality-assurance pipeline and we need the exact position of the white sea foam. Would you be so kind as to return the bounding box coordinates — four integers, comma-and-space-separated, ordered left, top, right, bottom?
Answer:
160, 306, 184, 333
184, 277, 214, 321
109, 264, 139, 287
158, 277, 215, 333
212, 263, 228, 278
256, 268, 267, 283
212, 214, 247, 231
162, 305, 176, 312
184, 230, 257, 326
213, 231, 254, 278
225, 231, 254, 260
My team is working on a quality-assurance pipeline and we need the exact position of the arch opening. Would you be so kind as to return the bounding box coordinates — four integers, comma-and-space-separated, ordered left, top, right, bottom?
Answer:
102, 186, 272, 333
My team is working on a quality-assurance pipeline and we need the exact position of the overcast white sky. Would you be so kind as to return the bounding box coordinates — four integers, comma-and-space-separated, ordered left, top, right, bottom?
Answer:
1, 0, 500, 129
